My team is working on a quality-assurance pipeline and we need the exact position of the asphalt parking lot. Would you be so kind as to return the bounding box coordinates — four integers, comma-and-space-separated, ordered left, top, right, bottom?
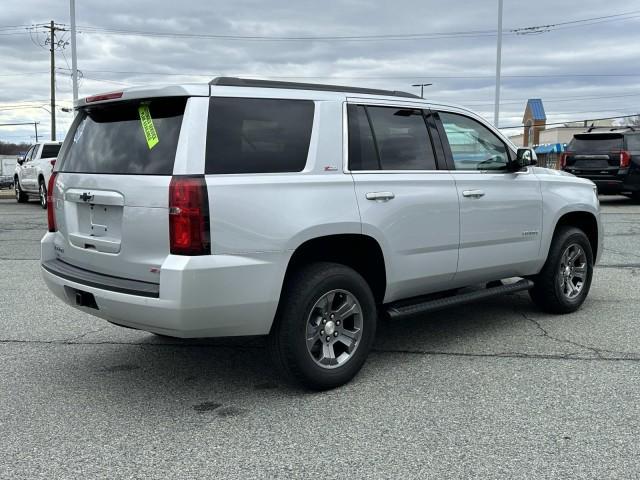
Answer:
1, 195, 639, 479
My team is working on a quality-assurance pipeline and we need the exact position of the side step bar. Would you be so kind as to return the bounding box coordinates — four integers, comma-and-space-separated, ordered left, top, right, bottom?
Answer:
386, 279, 534, 320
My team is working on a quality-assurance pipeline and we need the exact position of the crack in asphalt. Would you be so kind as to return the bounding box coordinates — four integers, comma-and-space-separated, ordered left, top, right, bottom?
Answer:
370, 348, 640, 362
520, 312, 604, 359
0, 257, 38, 260
518, 311, 635, 359
63, 325, 110, 343
1, 336, 640, 362
604, 247, 640, 259
596, 263, 640, 269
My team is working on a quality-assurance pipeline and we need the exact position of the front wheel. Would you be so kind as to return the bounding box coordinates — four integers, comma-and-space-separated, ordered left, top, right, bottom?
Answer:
529, 226, 594, 313
268, 262, 377, 390
39, 179, 47, 209
15, 179, 28, 203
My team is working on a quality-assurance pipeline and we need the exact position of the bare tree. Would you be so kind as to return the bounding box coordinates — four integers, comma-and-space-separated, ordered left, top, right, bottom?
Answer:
624, 115, 640, 127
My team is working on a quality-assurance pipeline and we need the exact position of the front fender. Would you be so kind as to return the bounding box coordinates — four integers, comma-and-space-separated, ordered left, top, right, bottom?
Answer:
537, 171, 601, 264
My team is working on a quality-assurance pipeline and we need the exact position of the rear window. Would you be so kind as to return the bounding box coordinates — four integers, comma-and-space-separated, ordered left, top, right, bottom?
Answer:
568, 134, 624, 153
41, 144, 61, 159
59, 97, 187, 175
205, 97, 314, 174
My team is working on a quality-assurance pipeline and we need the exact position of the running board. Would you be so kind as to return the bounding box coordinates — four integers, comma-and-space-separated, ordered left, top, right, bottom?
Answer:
386, 279, 534, 320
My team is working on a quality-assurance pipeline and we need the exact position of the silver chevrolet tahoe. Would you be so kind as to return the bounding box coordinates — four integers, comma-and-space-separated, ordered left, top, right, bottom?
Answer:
41, 77, 602, 389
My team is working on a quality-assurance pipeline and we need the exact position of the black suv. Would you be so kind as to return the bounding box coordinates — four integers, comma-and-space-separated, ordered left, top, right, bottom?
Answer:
561, 128, 640, 199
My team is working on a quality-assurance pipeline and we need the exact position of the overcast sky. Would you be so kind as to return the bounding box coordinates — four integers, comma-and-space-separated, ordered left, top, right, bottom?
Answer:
1, 0, 639, 143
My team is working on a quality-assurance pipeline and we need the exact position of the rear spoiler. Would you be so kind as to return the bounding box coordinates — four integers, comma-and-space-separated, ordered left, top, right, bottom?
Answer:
74, 84, 209, 109
573, 133, 624, 140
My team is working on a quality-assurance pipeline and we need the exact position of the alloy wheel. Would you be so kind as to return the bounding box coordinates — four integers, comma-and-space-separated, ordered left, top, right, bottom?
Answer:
305, 289, 363, 369
558, 243, 587, 299
39, 183, 47, 208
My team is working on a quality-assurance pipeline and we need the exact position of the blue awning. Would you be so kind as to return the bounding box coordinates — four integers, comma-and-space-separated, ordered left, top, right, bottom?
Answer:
534, 143, 566, 154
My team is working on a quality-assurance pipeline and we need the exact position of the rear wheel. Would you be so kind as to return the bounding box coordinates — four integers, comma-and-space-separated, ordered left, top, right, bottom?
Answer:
38, 178, 47, 209
15, 178, 27, 203
268, 262, 377, 390
529, 226, 593, 313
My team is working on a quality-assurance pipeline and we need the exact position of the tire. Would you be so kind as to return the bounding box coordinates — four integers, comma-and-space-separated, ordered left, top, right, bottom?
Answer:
38, 178, 47, 209
268, 262, 377, 390
15, 178, 28, 203
529, 226, 594, 314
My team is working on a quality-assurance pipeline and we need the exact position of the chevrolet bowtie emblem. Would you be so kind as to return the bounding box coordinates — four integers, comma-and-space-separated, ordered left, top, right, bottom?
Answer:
79, 192, 94, 202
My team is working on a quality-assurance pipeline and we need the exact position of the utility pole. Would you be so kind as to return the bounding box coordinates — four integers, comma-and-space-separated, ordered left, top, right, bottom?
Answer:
494, 0, 504, 128
49, 20, 56, 140
44, 20, 61, 141
70, 0, 78, 108
34, 122, 38, 142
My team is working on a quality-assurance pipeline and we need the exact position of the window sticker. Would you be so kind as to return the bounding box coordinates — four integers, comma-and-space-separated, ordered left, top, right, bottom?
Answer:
138, 104, 159, 149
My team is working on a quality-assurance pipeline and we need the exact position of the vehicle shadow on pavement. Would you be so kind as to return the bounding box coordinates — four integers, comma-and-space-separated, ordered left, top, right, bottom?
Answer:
41, 291, 554, 404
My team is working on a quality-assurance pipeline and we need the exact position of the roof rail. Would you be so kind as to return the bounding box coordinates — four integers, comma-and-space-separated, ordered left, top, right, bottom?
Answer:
209, 76, 421, 99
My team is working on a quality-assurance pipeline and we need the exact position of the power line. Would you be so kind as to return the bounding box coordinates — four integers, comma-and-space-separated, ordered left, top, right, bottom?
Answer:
499, 113, 639, 130
72, 9, 640, 42
511, 9, 640, 34
465, 92, 640, 106
56, 68, 640, 79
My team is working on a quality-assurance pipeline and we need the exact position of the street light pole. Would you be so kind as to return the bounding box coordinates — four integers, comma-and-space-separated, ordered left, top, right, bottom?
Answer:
494, 0, 504, 128
412, 83, 433, 99
70, 0, 78, 109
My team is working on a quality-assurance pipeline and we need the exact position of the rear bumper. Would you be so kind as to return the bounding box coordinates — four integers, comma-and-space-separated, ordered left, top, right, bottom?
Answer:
563, 169, 640, 194
41, 233, 288, 337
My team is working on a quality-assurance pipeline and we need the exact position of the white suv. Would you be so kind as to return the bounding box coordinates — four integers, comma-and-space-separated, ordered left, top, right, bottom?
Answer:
41, 78, 602, 389
15, 141, 62, 208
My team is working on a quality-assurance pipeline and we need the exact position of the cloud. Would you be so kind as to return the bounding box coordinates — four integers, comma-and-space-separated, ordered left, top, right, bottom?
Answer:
1, 0, 639, 141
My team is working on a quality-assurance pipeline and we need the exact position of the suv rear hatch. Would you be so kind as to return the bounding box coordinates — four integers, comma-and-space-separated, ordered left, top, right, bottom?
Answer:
52, 96, 187, 283
563, 133, 626, 176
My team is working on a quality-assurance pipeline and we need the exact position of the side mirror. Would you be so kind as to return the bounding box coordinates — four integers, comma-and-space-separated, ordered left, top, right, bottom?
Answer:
508, 148, 537, 171
17, 157, 25, 166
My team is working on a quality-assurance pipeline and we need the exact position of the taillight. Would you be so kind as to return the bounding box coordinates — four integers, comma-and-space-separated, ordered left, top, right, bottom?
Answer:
47, 172, 58, 232
559, 153, 568, 169
50, 159, 56, 167
619, 150, 631, 168
169, 176, 211, 256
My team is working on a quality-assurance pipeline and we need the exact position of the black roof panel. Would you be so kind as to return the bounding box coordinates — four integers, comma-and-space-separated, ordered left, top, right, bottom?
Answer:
209, 77, 420, 99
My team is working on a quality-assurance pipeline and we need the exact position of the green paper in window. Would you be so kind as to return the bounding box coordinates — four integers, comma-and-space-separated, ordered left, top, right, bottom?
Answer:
138, 104, 159, 149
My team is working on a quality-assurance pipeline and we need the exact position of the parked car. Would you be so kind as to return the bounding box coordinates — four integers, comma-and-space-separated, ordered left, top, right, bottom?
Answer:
14, 141, 62, 208
0, 175, 14, 189
561, 127, 640, 199
41, 78, 602, 389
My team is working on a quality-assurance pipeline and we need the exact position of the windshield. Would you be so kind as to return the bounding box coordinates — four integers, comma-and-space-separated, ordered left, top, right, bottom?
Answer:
59, 97, 186, 175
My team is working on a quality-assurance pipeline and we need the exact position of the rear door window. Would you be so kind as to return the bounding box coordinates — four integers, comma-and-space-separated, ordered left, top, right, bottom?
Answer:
205, 97, 314, 174
41, 144, 61, 159
59, 97, 187, 175
349, 105, 437, 170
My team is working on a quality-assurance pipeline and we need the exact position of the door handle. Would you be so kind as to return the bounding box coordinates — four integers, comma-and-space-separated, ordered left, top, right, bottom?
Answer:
365, 191, 395, 201
462, 189, 485, 198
